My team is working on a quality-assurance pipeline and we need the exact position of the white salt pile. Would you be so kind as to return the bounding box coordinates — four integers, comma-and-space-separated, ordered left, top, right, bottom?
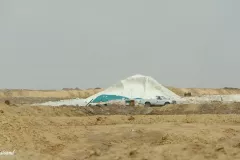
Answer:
37, 74, 183, 106
85, 74, 182, 103
184, 94, 240, 104
37, 98, 86, 106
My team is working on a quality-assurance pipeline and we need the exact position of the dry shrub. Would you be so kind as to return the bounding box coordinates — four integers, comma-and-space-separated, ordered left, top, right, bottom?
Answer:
5, 100, 10, 105
184, 92, 192, 97
128, 116, 135, 121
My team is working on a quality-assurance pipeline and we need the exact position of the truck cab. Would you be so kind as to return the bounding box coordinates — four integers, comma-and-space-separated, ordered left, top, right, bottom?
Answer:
140, 96, 176, 107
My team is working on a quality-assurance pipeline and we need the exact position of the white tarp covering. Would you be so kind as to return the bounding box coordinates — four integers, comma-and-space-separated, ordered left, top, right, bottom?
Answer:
85, 74, 182, 103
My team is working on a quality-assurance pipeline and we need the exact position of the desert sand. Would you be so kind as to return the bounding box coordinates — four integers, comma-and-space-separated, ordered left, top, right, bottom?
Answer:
0, 99, 240, 160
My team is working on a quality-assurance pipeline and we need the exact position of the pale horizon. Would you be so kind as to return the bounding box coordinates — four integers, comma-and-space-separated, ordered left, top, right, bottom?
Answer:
1, 0, 240, 89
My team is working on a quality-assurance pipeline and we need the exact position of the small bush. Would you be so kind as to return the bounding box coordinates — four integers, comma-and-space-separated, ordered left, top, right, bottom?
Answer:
184, 92, 192, 97
5, 100, 10, 105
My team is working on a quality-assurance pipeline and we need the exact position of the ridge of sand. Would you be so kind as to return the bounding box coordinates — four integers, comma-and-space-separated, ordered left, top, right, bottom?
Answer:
0, 89, 103, 99
169, 87, 240, 97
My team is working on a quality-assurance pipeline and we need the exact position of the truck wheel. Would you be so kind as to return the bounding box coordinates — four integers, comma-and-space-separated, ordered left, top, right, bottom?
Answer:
164, 102, 170, 106
145, 102, 151, 107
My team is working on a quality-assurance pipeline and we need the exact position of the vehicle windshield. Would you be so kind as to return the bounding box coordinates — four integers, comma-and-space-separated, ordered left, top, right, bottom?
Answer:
156, 96, 161, 100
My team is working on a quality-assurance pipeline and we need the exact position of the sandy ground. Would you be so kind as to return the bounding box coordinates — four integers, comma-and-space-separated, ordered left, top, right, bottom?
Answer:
0, 102, 240, 160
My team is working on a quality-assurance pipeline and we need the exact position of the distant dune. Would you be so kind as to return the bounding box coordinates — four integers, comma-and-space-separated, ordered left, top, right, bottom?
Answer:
168, 87, 240, 97
0, 88, 103, 99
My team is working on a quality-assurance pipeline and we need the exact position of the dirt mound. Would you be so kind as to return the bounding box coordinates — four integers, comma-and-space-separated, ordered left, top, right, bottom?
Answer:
80, 105, 153, 115
150, 102, 240, 115
0, 103, 85, 117
0, 102, 240, 159
0, 113, 240, 160
1, 102, 240, 117
77, 103, 240, 116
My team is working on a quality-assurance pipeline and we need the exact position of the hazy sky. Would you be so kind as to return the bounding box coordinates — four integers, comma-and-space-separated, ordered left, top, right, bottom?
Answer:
0, 0, 239, 89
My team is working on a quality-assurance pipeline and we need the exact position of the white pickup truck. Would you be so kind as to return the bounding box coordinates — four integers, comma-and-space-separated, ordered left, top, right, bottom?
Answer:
140, 96, 176, 107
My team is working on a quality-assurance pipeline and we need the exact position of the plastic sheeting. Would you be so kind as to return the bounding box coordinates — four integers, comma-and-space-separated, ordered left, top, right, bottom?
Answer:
91, 94, 129, 103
